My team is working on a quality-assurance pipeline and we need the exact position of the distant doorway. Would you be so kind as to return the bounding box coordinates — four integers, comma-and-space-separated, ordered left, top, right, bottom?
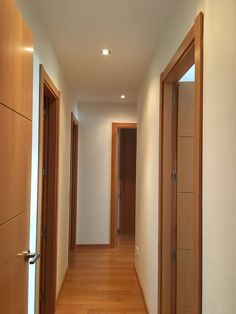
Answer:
69, 113, 79, 255
110, 123, 137, 248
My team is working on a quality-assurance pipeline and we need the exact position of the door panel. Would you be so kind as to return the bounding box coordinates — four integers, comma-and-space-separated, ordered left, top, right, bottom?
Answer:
0, 0, 33, 312
176, 82, 195, 314
177, 193, 193, 249
0, 104, 32, 226
119, 129, 137, 233
178, 83, 195, 137
177, 307, 192, 314
176, 249, 193, 308
177, 137, 194, 193
0, 211, 30, 314
0, 0, 33, 119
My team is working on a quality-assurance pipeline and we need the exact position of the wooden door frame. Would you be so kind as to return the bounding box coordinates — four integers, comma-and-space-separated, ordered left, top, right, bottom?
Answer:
38, 65, 60, 314
110, 122, 137, 248
158, 13, 203, 314
69, 113, 79, 253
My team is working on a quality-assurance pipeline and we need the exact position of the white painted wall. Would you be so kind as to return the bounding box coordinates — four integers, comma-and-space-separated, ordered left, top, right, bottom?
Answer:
136, 0, 236, 313
77, 103, 137, 244
203, 1, 236, 313
16, 0, 79, 303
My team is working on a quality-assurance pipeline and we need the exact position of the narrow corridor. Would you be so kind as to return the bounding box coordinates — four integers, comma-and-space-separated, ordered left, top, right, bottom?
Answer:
56, 235, 147, 313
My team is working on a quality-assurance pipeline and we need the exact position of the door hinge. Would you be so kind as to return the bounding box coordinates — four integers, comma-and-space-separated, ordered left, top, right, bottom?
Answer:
44, 105, 48, 115
43, 168, 47, 176
42, 227, 46, 239
173, 90, 178, 107
171, 173, 177, 182
171, 249, 177, 262
40, 291, 45, 302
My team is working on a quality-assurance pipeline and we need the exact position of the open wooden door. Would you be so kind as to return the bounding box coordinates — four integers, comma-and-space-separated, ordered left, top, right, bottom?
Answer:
0, 0, 33, 312
158, 13, 203, 314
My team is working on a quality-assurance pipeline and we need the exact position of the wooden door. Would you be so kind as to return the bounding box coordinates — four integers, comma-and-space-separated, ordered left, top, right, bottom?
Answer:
175, 82, 195, 314
119, 129, 137, 233
0, 0, 33, 312
69, 114, 79, 252
39, 67, 60, 314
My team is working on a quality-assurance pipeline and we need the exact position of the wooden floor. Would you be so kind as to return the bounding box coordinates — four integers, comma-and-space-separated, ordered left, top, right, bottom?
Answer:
56, 234, 147, 314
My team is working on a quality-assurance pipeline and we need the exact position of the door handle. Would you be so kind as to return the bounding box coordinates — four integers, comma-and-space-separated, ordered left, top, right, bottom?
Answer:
17, 250, 40, 264
29, 253, 40, 265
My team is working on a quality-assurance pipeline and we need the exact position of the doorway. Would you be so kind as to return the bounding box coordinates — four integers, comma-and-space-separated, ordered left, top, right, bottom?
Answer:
38, 65, 60, 314
110, 123, 137, 248
158, 13, 203, 314
69, 113, 79, 254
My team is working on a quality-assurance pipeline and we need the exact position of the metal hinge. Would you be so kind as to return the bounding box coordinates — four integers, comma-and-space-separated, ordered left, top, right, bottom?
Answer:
171, 249, 177, 262
42, 227, 46, 239
171, 173, 177, 182
173, 90, 178, 107
44, 105, 48, 115
40, 291, 45, 302
43, 168, 47, 176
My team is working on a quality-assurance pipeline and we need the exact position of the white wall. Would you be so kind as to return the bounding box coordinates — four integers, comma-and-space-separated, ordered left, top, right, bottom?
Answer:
135, 0, 236, 313
203, 1, 236, 313
16, 0, 79, 302
77, 103, 137, 244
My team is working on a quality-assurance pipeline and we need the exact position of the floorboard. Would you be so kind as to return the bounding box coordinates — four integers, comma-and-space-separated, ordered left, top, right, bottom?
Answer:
56, 234, 147, 314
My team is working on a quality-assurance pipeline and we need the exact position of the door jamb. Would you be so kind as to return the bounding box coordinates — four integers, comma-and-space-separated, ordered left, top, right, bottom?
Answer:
110, 122, 137, 248
69, 113, 79, 253
158, 12, 203, 314
38, 65, 60, 313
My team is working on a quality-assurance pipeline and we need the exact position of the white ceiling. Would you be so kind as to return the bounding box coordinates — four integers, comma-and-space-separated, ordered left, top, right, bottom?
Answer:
35, 0, 177, 104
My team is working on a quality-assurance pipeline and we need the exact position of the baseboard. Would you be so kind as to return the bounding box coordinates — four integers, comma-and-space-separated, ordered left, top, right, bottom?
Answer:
134, 266, 149, 314
56, 266, 69, 305
76, 244, 111, 249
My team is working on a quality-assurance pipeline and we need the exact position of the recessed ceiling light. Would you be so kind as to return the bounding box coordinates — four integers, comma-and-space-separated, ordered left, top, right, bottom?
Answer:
101, 49, 111, 56
121, 95, 126, 99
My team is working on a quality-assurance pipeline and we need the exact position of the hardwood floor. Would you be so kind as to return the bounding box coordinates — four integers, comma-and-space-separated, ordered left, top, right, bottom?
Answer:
56, 234, 148, 314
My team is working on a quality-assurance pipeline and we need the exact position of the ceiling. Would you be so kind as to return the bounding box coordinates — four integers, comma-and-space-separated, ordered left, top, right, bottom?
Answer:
35, 0, 177, 104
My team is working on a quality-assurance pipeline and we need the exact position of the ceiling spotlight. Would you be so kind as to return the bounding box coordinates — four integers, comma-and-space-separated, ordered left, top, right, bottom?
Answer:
121, 95, 126, 99
101, 49, 111, 56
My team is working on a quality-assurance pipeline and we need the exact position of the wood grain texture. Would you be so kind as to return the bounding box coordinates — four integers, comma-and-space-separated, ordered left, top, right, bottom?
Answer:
178, 83, 195, 137
193, 13, 204, 314
56, 234, 147, 314
0, 104, 32, 226
177, 137, 194, 193
177, 193, 193, 250
160, 84, 173, 314
120, 129, 137, 233
0, 211, 30, 314
0, 0, 33, 119
38, 66, 60, 314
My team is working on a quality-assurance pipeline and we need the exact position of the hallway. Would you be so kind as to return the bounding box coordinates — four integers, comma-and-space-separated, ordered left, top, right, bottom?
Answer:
56, 235, 147, 314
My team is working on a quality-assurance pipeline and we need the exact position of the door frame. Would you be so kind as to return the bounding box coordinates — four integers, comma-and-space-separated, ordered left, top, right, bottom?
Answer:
69, 113, 79, 253
110, 122, 137, 248
37, 65, 60, 313
158, 13, 203, 314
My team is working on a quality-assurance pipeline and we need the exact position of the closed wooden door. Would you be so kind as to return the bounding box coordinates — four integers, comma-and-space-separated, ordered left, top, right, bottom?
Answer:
0, 0, 33, 313
119, 129, 137, 233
